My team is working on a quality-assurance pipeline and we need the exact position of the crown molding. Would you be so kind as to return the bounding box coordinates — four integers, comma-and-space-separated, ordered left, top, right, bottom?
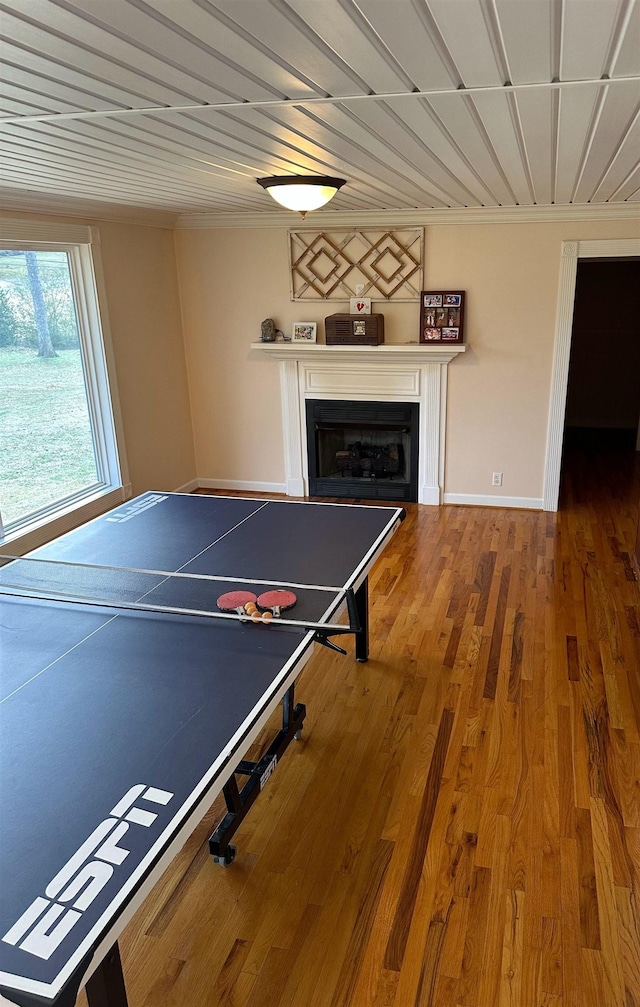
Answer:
175, 201, 639, 230
1, 192, 635, 232
0, 190, 178, 230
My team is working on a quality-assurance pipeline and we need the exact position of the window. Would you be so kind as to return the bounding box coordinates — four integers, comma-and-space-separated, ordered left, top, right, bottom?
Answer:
0, 221, 125, 542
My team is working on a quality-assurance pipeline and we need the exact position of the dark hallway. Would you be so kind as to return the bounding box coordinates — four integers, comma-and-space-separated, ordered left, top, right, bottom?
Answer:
563, 258, 640, 454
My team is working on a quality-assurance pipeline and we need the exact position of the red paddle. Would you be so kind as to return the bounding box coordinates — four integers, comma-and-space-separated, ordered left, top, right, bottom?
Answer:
217, 590, 272, 625
257, 589, 297, 618
217, 590, 257, 617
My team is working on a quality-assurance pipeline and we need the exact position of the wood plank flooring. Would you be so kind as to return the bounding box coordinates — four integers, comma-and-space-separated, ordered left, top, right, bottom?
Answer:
79, 441, 640, 1007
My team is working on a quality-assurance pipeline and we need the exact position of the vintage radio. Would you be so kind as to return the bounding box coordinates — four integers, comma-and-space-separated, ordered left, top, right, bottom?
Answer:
324, 313, 385, 345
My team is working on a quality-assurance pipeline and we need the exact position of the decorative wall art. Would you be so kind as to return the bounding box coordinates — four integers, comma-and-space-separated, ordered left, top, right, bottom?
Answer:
289, 228, 423, 301
419, 291, 465, 344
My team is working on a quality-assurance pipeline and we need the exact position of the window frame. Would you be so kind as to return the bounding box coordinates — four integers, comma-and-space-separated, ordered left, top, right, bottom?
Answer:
0, 220, 129, 546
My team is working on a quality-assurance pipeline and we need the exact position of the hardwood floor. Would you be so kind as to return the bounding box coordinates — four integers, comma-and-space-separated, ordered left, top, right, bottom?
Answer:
81, 442, 640, 1007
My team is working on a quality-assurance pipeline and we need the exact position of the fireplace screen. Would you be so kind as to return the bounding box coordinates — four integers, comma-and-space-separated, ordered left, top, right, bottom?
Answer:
306, 400, 418, 502
318, 429, 407, 481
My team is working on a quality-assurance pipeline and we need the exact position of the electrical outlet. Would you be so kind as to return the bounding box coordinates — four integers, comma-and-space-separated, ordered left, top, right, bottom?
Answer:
355, 283, 365, 296
492, 472, 503, 487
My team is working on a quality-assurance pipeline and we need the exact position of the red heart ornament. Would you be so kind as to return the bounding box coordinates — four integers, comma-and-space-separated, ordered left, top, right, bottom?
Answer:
357, 301, 365, 311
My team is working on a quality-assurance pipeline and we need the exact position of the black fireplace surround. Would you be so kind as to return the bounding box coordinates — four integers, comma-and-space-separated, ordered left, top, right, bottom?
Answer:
306, 399, 419, 503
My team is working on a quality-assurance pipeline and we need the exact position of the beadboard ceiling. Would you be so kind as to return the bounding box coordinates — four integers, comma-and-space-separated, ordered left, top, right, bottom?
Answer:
1, 0, 639, 224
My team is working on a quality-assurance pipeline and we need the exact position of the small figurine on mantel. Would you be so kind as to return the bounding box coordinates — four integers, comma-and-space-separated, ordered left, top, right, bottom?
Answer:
260, 318, 285, 342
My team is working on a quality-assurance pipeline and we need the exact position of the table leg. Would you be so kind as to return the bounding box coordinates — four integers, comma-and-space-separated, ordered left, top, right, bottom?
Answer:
85, 943, 129, 1007
209, 684, 306, 864
354, 577, 369, 662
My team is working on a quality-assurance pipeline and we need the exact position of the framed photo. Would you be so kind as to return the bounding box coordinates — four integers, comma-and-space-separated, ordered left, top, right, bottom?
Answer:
292, 322, 317, 342
420, 291, 465, 344
448, 308, 461, 326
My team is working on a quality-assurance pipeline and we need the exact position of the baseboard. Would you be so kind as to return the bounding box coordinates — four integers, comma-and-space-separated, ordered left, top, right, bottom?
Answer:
197, 478, 287, 495
443, 492, 543, 510
189, 481, 543, 508
174, 478, 200, 493
419, 484, 441, 506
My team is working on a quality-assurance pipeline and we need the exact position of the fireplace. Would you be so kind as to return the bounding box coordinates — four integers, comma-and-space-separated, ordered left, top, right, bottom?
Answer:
306, 399, 419, 502
251, 342, 466, 505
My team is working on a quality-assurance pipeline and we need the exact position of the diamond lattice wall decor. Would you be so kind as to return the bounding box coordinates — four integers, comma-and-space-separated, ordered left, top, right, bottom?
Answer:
289, 228, 423, 301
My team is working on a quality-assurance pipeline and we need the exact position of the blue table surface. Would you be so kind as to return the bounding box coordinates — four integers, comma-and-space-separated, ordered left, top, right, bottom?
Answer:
0, 493, 403, 1002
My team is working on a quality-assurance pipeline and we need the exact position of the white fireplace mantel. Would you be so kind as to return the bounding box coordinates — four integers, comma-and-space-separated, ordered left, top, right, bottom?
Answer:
250, 342, 466, 505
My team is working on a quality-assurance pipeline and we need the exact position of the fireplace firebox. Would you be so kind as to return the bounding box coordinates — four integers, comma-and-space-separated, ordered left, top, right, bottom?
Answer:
306, 399, 419, 502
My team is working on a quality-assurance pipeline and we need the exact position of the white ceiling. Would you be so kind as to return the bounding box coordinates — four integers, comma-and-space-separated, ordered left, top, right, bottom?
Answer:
1, 0, 639, 222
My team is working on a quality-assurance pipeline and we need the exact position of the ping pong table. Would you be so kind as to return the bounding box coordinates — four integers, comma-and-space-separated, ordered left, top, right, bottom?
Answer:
0, 491, 404, 1007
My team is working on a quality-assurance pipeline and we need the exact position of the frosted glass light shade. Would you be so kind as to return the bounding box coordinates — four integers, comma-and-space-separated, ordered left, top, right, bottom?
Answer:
257, 175, 346, 214
266, 183, 337, 212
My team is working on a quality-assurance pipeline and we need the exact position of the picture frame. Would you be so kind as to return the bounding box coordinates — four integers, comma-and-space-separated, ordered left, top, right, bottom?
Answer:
420, 290, 465, 344
292, 322, 317, 343
349, 297, 372, 315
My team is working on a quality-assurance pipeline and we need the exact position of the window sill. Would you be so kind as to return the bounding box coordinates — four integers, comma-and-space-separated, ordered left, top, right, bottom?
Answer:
0, 484, 130, 555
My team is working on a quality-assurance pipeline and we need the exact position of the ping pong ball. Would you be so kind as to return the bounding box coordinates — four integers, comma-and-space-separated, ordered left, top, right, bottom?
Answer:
262, 611, 273, 623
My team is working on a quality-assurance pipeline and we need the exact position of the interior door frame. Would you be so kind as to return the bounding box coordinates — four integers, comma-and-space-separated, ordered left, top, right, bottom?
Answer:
543, 238, 640, 511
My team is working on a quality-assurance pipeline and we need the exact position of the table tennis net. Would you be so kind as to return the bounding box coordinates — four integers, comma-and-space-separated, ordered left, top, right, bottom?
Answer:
0, 556, 348, 630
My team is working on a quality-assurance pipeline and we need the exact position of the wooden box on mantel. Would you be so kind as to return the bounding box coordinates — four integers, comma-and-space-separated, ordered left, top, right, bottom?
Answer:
325, 313, 385, 345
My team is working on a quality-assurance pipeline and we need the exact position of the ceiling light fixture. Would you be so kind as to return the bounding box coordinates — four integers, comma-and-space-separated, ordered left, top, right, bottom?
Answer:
256, 175, 346, 217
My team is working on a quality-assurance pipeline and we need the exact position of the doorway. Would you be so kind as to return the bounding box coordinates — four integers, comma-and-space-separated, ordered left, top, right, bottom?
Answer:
563, 258, 640, 455
543, 238, 640, 511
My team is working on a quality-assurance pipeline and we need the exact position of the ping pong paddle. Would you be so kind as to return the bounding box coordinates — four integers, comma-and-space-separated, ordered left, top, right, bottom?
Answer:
217, 590, 273, 625
257, 589, 297, 618
217, 590, 257, 617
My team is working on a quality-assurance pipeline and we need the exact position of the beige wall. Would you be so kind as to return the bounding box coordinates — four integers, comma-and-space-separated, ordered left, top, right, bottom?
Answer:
176, 216, 639, 504
6, 209, 636, 533
96, 219, 195, 493
2, 210, 196, 548
175, 228, 289, 488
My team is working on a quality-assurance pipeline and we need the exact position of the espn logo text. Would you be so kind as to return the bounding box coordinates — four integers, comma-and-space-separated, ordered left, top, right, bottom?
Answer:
105, 493, 167, 523
2, 784, 173, 960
